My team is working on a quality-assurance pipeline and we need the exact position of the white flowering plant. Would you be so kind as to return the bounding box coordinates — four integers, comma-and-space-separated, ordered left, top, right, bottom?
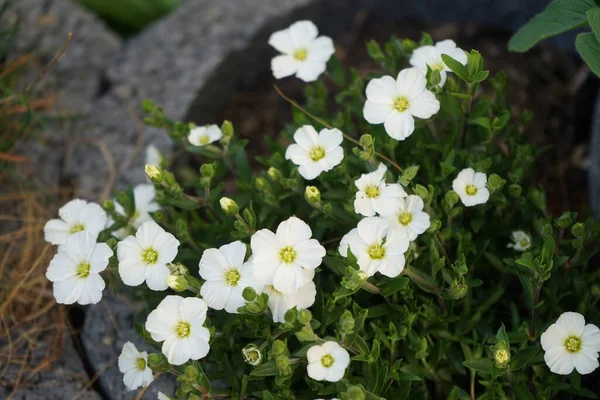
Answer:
44, 23, 600, 400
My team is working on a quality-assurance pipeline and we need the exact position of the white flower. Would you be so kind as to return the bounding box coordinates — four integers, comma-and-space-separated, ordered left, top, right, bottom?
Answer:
117, 221, 180, 291
307, 341, 350, 382
46, 231, 112, 305
188, 125, 223, 146
363, 68, 440, 141
118, 342, 153, 391
44, 199, 107, 245
145, 295, 211, 366
452, 168, 490, 207
285, 125, 344, 180
242, 345, 263, 366
113, 184, 161, 239
251, 216, 325, 295
409, 39, 467, 87
157, 393, 172, 400
384, 195, 431, 241
354, 163, 406, 217
541, 312, 600, 375
146, 145, 163, 168
265, 281, 316, 324
507, 231, 531, 251
199, 241, 263, 313
339, 217, 409, 278
268, 20, 334, 82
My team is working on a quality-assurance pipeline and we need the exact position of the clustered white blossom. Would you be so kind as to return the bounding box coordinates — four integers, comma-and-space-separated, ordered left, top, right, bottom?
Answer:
41, 20, 597, 399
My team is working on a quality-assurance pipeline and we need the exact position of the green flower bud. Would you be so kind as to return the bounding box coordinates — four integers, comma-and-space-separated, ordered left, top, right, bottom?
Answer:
106, 237, 118, 251
487, 174, 505, 192
304, 186, 321, 204
167, 262, 188, 276
200, 163, 215, 178
339, 310, 355, 333
322, 203, 333, 215
571, 222, 586, 238
297, 309, 312, 325
427, 219, 442, 233
445, 190, 459, 207
141, 99, 156, 113
508, 183, 522, 198
166, 275, 188, 292
147, 353, 170, 372
345, 385, 366, 400
184, 365, 199, 380
199, 176, 211, 188
414, 184, 428, 199
175, 219, 189, 240
242, 286, 257, 301
541, 223, 553, 237
448, 280, 468, 300
284, 308, 298, 324
102, 199, 115, 212
153, 210, 165, 221
359, 134, 373, 148
255, 177, 269, 191
429, 69, 441, 86
267, 167, 283, 182
175, 387, 189, 397
221, 120, 234, 137
163, 170, 177, 186
245, 302, 263, 314
242, 344, 262, 366
555, 212, 574, 229
219, 197, 239, 216
493, 346, 510, 369
187, 395, 201, 400
295, 325, 318, 342
272, 340, 287, 355
145, 164, 163, 183
402, 165, 420, 181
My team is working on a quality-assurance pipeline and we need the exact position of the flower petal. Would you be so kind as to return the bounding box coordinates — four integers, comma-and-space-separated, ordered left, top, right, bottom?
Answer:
308, 36, 334, 62
145, 264, 170, 291
271, 55, 298, 79
365, 75, 397, 104
384, 111, 415, 141
409, 90, 440, 119
396, 68, 426, 98
276, 217, 312, 246
319, 128, 343, 150
268, 27, 294, 54
201, 280, 231, 310
285, 144, 310, 165
289, 20, 318, 48
296, 59, 327, 82
294, 239, 325, 269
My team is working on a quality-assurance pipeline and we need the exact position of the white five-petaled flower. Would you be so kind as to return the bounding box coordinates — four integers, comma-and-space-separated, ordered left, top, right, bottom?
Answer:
188, 125, 223, 147
199, 241, 263, 313
452, 168, 490, 207
145, 145, 163, 168
145, 295, 211, 366
242, 345, 263, 366
157, 393, 172, 400
354, 163, 407, 217
507, 230, 531, 251
285, 125, 344, 180
117, 221, 180, 291
541, 312, 600, 375
363, 68, 440, 141
307, 341, 350, 382
409, 39, 467, 87
118, 342, 153, 391
251, 216, 325, 295
384, 195, 431, 241
46, 231, 112, 305
264, 281, 316, 324
113, 184, 161, 239
268, 20, 335, 82
339, 217, 409, 278
44, 199, 107, 245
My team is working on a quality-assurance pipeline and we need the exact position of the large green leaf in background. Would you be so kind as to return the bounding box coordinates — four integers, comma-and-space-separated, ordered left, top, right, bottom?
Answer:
575, 32, 600, 76
509, 0, 597, 52
588, 7, 600, 42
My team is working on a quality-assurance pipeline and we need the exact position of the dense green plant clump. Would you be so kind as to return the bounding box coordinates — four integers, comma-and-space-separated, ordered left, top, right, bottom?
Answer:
43, 25, 600, 400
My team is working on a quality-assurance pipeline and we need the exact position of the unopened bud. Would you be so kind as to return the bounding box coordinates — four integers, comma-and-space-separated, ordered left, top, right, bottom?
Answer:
272, 340, 287, 355
555, 212, 574, 229
414, 184, 428, 199
221, 120, 234, 137
359, 134, 373, 148
166, 275, 188, 292
487, 174, 505, 192
147, 353, 170, 372
403, 165, 420, 181
200, 163, 215, 178
508, 183, 522, 198
145, 164, 163, 183
255, 177, 269, 191
284, 308, 298, 324
305, 186, 321, 204
102, 199, 115, 212
220, 197, 239, 216
297, 309, 312, 325
345, 386, 366, 400
267, 167, 283, 182
445, 190, 459, 207
339, 310, 355, 333
571, 222, 586, 238
242, 286, 257, 302
494, 347, 510, 368
448, 280, 468, 300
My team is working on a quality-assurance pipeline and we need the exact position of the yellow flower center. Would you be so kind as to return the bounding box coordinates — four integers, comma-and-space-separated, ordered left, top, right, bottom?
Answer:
398, 212, 412, 226
136, 357, 147, 371
367, 243, 385, 260
465, 184, 478, 196
495, 349, 510, 365
70, 223, 85, 234
76, 261, 91, 278
564, 336, 582, 353
279, 246, 297, 264
294, 48, 308, 61
199, 135, 210, 145
142, 248, 159, 264
132, 210, 140, 221
520, 239, 529, 248
265, 284, 281, 295
309, 146, 326, 161
364, 185, 380, 199
244, 349, 260, 363
393, 96, 410, 112
224, 268, 241, 286
174, 321, 191, 338
321, 354, 334, 368
430, 61, 445, 71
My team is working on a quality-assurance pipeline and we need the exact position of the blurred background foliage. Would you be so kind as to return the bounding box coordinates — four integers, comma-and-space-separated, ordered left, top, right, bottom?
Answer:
78, 0, 183, 37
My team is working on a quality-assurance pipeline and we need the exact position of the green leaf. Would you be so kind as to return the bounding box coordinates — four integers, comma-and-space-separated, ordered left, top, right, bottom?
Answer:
380, 276, 410, 296
509, 0, 596, 52
570, 371, 581, 389
462, 358, 493, 375
513, 384, 536, 400
510, 346, 541, 371
576, 32, 600, 77
262, 390, 275, 400
441, 54, 469, 82
496, 324, 509, 345
588, 7, 600, 42
249, 361, 277, 378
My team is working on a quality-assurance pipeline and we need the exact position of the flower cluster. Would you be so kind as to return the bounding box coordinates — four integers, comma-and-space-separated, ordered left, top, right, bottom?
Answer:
42, 19, 600, 400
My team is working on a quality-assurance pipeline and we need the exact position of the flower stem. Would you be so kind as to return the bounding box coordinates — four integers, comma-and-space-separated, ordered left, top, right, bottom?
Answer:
458, 83, 474, 148
529, 279, 543, 342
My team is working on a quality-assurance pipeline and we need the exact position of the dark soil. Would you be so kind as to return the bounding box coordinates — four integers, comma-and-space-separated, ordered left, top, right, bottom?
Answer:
216, 15, 598, 216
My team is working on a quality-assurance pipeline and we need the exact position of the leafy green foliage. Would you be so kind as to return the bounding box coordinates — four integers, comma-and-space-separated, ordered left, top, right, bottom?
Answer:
113, 33, 600, 399
576, 32, 600, 76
